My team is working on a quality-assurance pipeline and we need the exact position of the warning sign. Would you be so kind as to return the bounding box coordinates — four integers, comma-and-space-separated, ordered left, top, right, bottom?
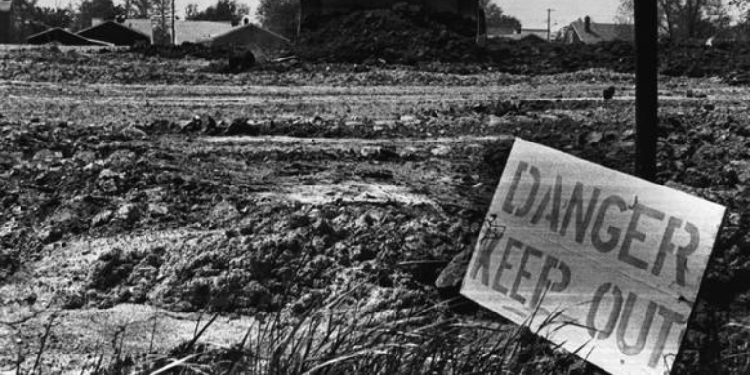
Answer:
461, 138, 725, 375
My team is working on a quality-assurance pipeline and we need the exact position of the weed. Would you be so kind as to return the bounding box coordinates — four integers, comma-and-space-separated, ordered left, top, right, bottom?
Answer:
120, 285, 593, 375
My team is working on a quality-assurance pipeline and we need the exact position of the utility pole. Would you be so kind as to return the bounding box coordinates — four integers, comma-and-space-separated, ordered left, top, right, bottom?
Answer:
546, 9, 553, 41
635, 0, 658, 181
171, 0, 175, 45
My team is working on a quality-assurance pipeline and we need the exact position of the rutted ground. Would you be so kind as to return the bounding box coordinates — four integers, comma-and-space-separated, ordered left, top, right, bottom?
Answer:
2, 49, 750, 373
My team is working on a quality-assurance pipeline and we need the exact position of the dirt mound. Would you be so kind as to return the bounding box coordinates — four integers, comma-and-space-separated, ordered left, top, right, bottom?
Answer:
660, 42, 750, 84
295, 9, 483, 64
484, 40, 750, 82
483, 40, 634, 75
294, 11, 750, 84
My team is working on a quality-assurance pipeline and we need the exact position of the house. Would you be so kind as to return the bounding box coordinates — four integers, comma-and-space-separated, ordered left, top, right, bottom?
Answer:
207, 22, 290, 60
26, 28, 112, 46
562, 16, 634, 44
77, 21, 150, 46
0, 0, 11, 44
102, 18, 233, 45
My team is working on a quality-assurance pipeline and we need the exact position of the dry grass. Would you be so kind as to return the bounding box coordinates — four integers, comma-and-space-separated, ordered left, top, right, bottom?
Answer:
76, 284, 594, 375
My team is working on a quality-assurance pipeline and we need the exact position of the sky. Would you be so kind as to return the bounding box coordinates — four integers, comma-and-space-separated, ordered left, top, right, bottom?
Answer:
494, 0, 621, 31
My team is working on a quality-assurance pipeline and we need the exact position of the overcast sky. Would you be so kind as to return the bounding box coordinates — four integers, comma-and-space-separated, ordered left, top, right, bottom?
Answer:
495, 0, 621, 30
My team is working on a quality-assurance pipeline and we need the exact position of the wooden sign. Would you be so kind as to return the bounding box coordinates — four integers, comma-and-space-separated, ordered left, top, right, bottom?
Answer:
461, 138, 725, 375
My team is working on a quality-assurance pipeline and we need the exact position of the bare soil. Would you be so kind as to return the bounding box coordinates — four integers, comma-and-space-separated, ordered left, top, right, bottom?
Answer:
2, 47, 750, 374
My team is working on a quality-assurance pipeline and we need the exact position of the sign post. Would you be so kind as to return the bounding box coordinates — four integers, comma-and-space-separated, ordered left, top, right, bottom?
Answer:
461, 139, 725, 375
635, 0, 659, 181
0, 0, 12, 44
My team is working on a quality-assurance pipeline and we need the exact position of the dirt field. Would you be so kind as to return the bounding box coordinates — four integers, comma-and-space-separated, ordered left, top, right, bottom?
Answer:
2, 47, 750, 374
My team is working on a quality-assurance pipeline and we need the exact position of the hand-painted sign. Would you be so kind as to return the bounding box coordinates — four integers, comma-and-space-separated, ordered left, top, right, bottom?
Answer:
461, 138, 725, 375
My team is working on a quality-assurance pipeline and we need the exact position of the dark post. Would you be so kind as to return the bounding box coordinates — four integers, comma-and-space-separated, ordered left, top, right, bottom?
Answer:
634, 0, 658, 181
171, 0, 176, 45
0, 1, 11, 44
547, 9, 552, 41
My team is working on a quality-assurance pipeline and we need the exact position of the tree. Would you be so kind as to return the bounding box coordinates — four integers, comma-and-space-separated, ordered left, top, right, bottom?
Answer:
11, 0, 41, 41
11, 0, 76, 40
185, 3, 199, 19
127, 0, 153, 18
34, 7, 74, 29
730, 0, 750, 11
151, 0, 172, 45
725, 1, 750, 40
186, 0, 249, 24
75, 0, 122, 30
256, 0, 298, 38
617, 0, 730, 40
728, 0, 750, 26
482, 1, 522, 31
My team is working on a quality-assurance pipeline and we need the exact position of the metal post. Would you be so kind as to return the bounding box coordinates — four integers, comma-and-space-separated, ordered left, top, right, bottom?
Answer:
0, 0, 11, 44
171, 0, 176, 45
634, 0, 658, 181
547, 9, 552, 41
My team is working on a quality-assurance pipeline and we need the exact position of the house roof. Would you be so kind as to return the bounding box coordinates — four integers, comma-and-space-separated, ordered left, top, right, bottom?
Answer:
208, 23, 290, 47
117, 19, 233, 44
77, 21, 150, 46
27, 28, 113, 46
208, 23, 290, 61
568, 18, 634, 44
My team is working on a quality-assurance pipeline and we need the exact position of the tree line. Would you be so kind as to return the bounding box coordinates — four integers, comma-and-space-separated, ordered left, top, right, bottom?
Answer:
617, 0, 750, 41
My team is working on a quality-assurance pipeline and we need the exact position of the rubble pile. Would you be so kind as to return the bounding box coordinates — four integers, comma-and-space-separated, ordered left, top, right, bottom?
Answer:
289, 6, 750, 83
6, 41, 750, 85
83, 202, 478, 314
471, 40, 750, 80
660, 42, 750, 85
0, 115, 499, 315
4, 102, 750, 322
295, 9, 483, 64
485, 40, 634, 75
